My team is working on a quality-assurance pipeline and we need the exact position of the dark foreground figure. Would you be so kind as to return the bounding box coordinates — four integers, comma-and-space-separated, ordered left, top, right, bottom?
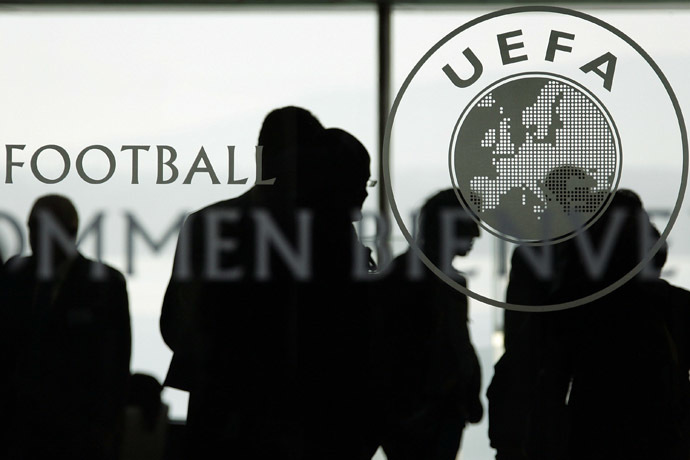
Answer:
0, 195, 131, 460
368, 189, 483, 460
161, 107, 375, 459
489, 190, 690, 460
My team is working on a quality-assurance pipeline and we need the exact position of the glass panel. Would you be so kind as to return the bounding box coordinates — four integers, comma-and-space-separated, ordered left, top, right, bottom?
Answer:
0, 6, 378, 419
391, 6, 690, 458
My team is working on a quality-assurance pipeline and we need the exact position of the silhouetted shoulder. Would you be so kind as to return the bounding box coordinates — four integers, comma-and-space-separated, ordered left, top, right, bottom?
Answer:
667, 281, 690, 304
83, 257, 127, 284
1, 254, 125, 281
657, 279, 690, 372
2, 255, 32, 274
191, 189, 254, 217
178, 189, 254, 243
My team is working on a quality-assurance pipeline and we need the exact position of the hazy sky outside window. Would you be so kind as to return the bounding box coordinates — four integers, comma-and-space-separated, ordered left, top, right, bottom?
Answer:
0, 5, 689, 459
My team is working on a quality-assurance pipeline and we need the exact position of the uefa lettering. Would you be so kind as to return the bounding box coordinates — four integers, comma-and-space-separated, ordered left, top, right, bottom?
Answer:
384, 6, 688, 311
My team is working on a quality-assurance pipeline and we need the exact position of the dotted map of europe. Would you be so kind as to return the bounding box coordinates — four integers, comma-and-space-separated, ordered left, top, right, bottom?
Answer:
453, 76, 619, 241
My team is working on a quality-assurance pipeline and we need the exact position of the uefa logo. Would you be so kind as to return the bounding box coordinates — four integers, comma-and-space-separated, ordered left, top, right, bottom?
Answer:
384, 6, 688, 311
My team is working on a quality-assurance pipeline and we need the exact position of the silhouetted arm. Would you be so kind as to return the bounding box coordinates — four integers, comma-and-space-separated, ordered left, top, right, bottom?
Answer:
92, 268, 131, 454
0, 264, 12, 456
160, 213, 204, 352
436, 277, 483, 423
106, 271, 131, 396
159, 212, 208, 392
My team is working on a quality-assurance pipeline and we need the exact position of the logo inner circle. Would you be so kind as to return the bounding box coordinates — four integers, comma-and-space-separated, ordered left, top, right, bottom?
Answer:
450, 72, 622, 244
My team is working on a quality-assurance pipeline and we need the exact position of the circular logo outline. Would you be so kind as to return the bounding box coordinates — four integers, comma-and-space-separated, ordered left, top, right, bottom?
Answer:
382, 5, 688, 312
448, 71, 623, 246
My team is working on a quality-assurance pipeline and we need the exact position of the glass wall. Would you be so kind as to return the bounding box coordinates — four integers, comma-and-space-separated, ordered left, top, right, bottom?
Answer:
0, 6, 378, 419
390, 6, 690, 458
1, 4, 689, 459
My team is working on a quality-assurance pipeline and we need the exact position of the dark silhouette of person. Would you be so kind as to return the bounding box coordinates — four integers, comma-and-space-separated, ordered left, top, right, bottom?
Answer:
652, 239, 690, 458
0, 195, 131, 460
523, 189, 690, 460
160, 106, 325, 459
488, 241, 571, 460
489, 187, 646, 459
369, 189, 483, 460
120, 373, 169, 460
294, 127, 374, 460
161, 108, 378, 459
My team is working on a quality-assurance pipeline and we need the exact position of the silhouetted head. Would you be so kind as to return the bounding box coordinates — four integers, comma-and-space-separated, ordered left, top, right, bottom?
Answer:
418, 189, 480, 261
298, 128, 371, 220
592, 188, 642, 237
609, 188, 642, 209
28, 194, 79, 256
258, 106, 324, 185
578, 188, 656, 284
